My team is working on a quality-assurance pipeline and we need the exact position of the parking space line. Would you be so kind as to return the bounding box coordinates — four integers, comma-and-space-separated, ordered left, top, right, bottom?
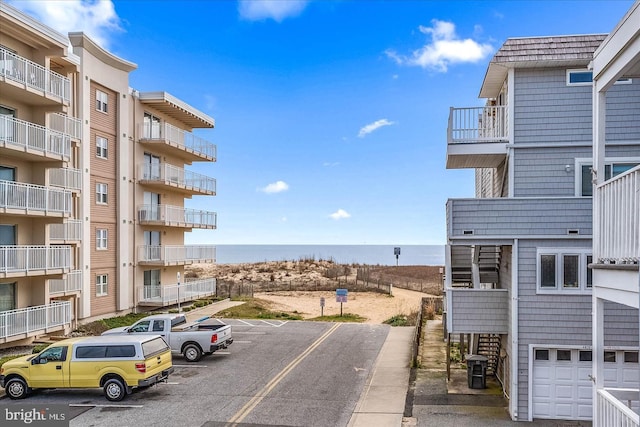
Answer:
259, 320, 288, 327
234, 331, 266, 335
70, 404, 144, 408
173, 364, 208, 368
236, 319, 254, 326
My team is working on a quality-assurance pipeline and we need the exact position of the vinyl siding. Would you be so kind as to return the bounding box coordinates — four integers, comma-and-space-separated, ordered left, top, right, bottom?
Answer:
513, 68, 640, 145
447, 198, 592, 237
515, 239, 639, 420
513, 147, 592, 197
449, 289, 508, 333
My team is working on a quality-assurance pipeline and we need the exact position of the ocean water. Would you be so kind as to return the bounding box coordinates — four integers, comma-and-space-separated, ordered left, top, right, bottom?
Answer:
214, 245, 444, 266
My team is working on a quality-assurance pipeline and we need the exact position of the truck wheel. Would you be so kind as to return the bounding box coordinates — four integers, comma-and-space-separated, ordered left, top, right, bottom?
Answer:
5, 377, 29, 399
184, 344, 202, 362
104, 378, 126, 401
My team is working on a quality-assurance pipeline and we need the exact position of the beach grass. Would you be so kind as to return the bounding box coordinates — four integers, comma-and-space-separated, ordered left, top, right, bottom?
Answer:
216, 298, 303, 320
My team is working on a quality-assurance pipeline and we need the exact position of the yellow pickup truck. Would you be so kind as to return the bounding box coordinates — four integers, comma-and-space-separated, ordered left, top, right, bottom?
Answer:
0, 335, 174, 401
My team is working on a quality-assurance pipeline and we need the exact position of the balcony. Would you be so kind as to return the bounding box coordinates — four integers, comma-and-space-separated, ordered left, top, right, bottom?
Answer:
49, 270, 82, 295
0, 47, 70, 104
138, 204, 217, 229
138, 163, 216, 196
596, 388, 639, 427
0, 245, 72, 278
446, 106, 509, 169
0, 301, 72, 344
47, 112, 82, 141
138, 122, 216, 163
48, 167, 82, 192
592, 165, 639, 308
447, 197, 592, 241
445, 288, 509, 334
0, 115, 71, 161
137, 278, 217, 307
0, 180, 72, 217
137, 245, 216, 266
49, 220, 82, 242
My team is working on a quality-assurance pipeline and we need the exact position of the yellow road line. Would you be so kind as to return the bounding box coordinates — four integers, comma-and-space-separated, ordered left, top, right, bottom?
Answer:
226, 323, 341, 426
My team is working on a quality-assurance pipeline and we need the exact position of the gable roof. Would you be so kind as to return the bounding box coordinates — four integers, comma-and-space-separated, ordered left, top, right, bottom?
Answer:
480, 34, 608, 98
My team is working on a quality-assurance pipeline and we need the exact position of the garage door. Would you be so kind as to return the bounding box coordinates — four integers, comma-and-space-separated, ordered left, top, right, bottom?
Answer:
532, 348, 638, 420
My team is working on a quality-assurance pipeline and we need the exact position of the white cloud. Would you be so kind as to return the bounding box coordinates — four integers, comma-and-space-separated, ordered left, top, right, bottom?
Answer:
329, 209, 351, 220
8, 0, 122, 49
238, 0, 308, 22
386, 19, 493, 72
358, 119, 396, 138
323, 162, 340, 167
259, 180, 289, 194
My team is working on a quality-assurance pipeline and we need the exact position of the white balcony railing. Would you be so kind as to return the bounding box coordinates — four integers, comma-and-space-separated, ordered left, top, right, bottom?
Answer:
49, 220, 82, 241
139, 163, 216, 194
0, 301, 72, 339
596, 388, 639, 427
0, 180, 72, 214
0, 115, 71, 159
447, 106, 508, 143
595, 166, 640, 264
138, 245, 216, 264
0, 47, 70, 102
48, 167, 82, 191
138, 204, 217, 228
140, 122, 216, 160
0, 245, 72, 274
49, 270, 82, 295
137, 278, 217, 306
48, 112, 82, 140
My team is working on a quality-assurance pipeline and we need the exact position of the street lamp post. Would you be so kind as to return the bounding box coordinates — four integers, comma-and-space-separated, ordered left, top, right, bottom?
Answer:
177, 272, 181, 313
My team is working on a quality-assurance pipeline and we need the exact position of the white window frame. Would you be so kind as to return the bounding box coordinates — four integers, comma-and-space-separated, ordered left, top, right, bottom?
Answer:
96, 89, 108, 113
575, 157, 640, 196
96, 274, 108, 296
96, 183, 108, 204
567, 68, 632, 86
536, 248, 592, 294
96, 229, 108, 250
96, 135, 108, 159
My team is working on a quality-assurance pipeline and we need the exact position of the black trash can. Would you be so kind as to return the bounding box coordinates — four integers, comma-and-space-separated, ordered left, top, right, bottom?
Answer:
466, 354, 488, 389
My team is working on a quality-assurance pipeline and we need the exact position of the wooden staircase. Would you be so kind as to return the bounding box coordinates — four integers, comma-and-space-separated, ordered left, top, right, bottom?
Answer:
477, 334, 501, 375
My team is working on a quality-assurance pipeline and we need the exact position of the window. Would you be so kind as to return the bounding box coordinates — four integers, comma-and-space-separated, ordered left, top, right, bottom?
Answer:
96, 90, 108, 113
567, 69, 632, 86
535, 349, 549, 361
105, 345, 136, 358
557, 350, 572, 361
540, 254, 557, 288
563, 255, 579, 288
96, 274, 108, 295
604, 351, 616, 363
130, 320, 150, 332
579, 351, 592, 362
152, 320, 165, 332
0, 282, 16, 312
76, 346, 107, 359
96, 230, 107, 250
624, 351, 639, 363
96, 183, 108, 204
96, 136, 108, 159
38, 346, 67, 362
141, 337, 170, 357
537, 249, 592, 293
579, 160, 640, 196
143, 112, 161, 139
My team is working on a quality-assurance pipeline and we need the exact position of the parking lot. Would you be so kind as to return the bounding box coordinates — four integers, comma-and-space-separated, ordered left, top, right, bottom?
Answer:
1, 320, 391, 427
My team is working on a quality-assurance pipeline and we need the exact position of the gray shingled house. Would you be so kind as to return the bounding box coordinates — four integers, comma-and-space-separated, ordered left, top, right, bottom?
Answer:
444, 32, 640, 422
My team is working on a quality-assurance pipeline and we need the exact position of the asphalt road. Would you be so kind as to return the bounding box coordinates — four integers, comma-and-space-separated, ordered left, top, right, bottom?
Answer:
3, 320, 391, 427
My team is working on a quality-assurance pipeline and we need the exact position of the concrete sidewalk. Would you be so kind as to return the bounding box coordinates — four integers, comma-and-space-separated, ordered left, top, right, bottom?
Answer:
348, 326, 414, 427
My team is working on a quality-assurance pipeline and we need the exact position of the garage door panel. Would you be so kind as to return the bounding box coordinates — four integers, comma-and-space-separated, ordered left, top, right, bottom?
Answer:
534, 384, 550, 397
555, 366, 574, 380
577, 404, 592, 418
555, 403, 574, 418
555, 384, 574, 399
577, 385, 592, 399
534, 366, 551, 379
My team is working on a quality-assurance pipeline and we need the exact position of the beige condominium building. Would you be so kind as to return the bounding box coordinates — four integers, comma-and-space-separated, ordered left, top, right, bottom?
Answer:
0, 2, 218, 346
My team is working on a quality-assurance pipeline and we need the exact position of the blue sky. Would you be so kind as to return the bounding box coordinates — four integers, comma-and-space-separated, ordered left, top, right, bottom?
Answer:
9, 0, 635, 245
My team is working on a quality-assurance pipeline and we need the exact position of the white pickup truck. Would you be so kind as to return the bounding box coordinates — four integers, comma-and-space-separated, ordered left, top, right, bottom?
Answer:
102, 314, 232, 362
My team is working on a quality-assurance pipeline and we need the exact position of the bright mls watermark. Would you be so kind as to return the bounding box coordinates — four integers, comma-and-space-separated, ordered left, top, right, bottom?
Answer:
3, 405, 68, 426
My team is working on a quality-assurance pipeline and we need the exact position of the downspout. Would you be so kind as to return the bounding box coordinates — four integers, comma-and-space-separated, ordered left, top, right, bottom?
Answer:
510, 238, 518, 420
131, 88, 137, 313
